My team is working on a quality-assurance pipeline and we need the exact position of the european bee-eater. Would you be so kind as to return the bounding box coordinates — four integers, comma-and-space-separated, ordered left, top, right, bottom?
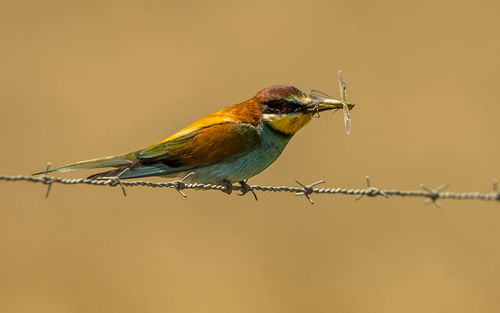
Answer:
34, 85, 354, 190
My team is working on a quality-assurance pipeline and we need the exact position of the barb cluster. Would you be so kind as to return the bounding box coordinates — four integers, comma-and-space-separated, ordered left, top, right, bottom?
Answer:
1, 170, 499, 206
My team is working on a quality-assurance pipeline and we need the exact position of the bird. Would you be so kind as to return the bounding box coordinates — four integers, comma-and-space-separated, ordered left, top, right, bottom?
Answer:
34, 85, 354, 194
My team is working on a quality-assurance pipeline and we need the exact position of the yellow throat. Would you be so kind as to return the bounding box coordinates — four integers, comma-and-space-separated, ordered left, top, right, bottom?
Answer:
263, 113, 313, 136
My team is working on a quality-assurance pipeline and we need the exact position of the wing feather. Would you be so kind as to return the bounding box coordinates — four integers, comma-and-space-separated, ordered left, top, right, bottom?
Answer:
135, 122, 260, 168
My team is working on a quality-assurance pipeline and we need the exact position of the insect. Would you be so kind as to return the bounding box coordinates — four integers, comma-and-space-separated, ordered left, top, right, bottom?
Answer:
309, 69, 354, 134
338, 70, 352, 135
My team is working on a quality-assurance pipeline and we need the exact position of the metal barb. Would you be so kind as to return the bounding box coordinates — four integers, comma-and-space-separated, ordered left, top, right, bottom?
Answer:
356, 176, 388, 200
1, 173, 499, 205
295, 179, 325, 204
43, 162, 52, 198
492, 179, 499, 201
98, 167, 131, 197
169, 172, 195, 198
421, 183, 448, 208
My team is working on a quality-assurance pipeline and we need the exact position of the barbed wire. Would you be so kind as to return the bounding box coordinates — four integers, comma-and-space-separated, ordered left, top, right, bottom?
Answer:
1, 166, 499, 206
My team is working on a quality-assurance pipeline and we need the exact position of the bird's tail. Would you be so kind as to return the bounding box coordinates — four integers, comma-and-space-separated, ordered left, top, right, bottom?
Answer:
33, 153, 136, 176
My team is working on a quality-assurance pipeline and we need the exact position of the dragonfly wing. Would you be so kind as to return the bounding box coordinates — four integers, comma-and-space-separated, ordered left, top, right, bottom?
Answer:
309, 89, 334, 100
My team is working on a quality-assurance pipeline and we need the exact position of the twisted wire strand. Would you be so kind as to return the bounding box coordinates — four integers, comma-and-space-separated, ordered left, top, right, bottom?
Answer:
1, 173, 498, 205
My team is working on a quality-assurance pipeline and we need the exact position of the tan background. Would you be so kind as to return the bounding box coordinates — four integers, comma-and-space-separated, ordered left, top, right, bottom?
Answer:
1, 0, 500, 312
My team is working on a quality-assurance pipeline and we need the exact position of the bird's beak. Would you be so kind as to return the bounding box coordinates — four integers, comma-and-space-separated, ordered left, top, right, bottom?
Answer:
306, 99, 355, 113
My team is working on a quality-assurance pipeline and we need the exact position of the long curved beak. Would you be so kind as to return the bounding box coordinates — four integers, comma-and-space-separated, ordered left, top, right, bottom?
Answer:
306, 99, 355, 113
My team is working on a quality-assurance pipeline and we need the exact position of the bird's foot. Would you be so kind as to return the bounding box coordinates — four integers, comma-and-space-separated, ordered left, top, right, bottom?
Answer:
238, 180, 258, 201
221, 180, 234, 195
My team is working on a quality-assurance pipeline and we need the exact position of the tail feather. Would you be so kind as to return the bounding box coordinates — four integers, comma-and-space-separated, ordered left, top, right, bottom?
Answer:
33, 153, 135, 176
88, 162, 188, 180
87, 168, 129, 180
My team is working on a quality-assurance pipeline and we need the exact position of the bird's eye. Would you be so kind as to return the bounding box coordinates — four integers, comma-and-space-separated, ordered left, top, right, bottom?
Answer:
263, 99, 298, 113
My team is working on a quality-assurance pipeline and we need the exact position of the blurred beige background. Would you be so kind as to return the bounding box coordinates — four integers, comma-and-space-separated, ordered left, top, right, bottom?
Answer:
1, 0, 499, 312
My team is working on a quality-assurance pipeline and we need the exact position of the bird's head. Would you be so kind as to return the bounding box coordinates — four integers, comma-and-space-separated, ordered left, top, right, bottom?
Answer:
256, 85, 355, 136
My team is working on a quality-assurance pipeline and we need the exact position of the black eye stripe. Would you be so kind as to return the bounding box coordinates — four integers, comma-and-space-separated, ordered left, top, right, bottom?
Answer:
262, 99, 304, 114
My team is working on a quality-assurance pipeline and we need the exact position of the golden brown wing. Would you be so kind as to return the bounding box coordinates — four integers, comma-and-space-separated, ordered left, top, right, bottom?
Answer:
135, 122, 260, 168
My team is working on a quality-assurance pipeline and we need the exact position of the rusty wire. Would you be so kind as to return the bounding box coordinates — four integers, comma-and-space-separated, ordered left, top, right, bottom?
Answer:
1, 167, 498, 205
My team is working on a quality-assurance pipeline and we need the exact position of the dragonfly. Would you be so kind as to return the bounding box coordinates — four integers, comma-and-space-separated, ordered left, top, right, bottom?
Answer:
309, 70, 354, 135
337, 70, 352, 135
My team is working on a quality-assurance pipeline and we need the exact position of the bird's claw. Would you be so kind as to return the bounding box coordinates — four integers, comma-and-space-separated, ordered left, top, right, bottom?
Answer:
221, 180, 233, 195
238, 180, 258, 201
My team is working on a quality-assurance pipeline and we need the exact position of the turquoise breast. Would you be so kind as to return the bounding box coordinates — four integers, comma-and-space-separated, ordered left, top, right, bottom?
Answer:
192, 122, 291, 184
